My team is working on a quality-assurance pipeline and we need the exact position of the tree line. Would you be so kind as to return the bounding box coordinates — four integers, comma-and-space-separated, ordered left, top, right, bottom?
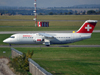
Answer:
46, 10, 100, 15
0, 9, 100, 15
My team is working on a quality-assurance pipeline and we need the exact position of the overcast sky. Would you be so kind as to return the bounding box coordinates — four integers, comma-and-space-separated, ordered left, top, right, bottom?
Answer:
0, 0, 100, 7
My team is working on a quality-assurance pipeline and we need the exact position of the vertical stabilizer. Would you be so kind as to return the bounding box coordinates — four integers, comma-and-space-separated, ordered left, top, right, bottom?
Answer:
76, 20, 97, 33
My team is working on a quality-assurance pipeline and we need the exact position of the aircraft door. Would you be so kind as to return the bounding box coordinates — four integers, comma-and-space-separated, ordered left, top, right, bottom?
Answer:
17, 34, 20, 41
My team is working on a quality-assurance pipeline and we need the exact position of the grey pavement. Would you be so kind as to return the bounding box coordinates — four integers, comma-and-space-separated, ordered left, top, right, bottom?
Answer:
0, 45, 100, 48
0, 30, 100, 34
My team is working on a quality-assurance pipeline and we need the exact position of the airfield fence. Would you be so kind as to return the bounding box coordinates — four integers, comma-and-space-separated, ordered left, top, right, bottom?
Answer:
11, 48, 52, 75
11, 47, 23, 58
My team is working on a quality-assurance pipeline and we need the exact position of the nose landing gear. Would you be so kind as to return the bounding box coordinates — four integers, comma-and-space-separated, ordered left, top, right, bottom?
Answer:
9, 44, 11, 47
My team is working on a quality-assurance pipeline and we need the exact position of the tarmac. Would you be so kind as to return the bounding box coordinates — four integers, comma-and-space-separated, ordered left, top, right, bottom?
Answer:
0, 45, 100, 48
0, 30, 100, 34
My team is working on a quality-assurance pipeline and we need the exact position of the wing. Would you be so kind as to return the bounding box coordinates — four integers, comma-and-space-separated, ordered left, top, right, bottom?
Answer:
39, 33, 54, 38
38, 33, 54, 46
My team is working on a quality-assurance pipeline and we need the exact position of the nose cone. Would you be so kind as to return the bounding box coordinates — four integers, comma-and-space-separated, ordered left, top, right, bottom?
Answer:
3, 39, 10, 43
3, 40, 5, 43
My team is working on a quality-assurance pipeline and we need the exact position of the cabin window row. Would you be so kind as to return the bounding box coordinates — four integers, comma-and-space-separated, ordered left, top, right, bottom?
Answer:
23, 37, 33, 38
56, 37, 70, 38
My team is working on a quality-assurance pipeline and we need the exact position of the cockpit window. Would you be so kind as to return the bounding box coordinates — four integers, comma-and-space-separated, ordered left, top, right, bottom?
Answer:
10, 36, 15, 38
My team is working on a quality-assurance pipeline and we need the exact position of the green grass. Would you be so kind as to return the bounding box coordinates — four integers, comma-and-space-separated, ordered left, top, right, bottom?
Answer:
0, 15, 33, 20
0, 32, 100, 45
15, 47, 100, 75
37, 15, 100, 20
0, 15, 100, 20
0, 15, 100, 31
0, 47, 100, 75
0, 48, 11, 57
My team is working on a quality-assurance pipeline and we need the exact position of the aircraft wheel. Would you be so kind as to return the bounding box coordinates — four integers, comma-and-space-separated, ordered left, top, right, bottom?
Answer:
46, 45, 50, 46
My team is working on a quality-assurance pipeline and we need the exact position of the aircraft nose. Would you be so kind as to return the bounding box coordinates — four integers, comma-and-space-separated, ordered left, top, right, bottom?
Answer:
3, 39, 9, 43
3, 39, 7, 43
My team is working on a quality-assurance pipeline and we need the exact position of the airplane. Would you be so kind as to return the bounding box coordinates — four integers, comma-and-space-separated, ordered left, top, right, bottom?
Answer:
3, 20, 97, 46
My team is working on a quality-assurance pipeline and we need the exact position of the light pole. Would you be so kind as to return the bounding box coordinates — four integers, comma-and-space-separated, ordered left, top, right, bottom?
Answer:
34, 0, 37, 27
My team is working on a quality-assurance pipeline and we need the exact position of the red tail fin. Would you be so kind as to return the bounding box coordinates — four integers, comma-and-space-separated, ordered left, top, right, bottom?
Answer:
76, 20, 97, 33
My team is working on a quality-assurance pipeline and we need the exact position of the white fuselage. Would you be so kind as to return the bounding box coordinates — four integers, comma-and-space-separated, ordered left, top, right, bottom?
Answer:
3, 33, 91, 45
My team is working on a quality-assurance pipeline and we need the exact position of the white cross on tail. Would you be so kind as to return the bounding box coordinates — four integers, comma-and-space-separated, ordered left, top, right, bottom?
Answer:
85, 25, 92, 31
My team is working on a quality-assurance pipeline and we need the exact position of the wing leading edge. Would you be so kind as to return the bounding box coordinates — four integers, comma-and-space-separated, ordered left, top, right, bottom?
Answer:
39, 33, 54, 38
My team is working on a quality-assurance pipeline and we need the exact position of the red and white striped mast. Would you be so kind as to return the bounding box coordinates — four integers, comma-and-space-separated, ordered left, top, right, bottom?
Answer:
34, 0, 37, 27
